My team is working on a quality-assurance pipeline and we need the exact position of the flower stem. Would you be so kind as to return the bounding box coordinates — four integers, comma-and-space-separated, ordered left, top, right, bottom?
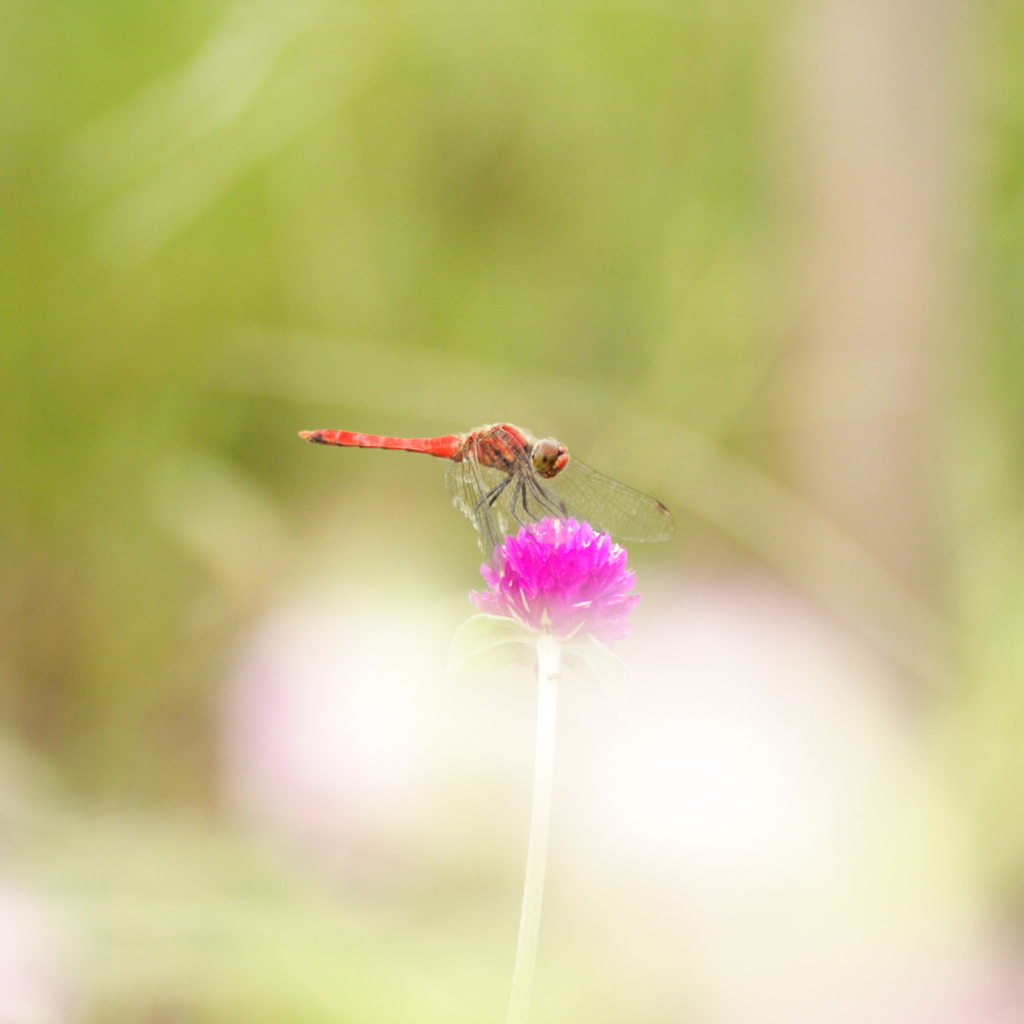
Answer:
506, 631, 561, 1024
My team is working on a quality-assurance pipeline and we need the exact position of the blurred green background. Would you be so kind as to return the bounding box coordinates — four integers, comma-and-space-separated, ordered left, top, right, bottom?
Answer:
1, 0, 777, 799
2, 0, 1024, 1020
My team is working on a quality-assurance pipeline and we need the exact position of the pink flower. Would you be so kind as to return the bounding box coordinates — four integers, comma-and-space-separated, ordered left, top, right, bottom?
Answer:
470, 518, 640, 644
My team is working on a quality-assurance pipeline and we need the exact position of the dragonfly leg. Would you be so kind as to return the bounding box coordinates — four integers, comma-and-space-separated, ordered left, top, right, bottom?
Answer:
473, 474, 511, 515
526, 475, 569, 520
507, 478, 533, 528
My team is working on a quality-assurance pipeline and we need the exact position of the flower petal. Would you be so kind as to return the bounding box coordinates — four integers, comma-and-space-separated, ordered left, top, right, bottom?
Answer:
468, 518, 639, 644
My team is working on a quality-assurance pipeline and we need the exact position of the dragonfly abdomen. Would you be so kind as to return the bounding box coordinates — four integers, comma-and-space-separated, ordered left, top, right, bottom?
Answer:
299, 430, 462, 458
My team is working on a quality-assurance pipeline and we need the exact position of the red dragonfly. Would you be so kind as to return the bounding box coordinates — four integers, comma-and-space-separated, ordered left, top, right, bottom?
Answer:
299, 422, 673, 554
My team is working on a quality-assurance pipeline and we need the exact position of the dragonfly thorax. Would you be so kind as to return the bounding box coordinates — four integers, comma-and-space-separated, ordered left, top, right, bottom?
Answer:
531, 437, 569, 479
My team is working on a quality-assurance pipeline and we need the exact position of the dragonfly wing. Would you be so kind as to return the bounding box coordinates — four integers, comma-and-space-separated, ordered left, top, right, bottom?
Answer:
446, 457, 506, 555
445, 430, 564, 553
542, 458, 674, 542
447, 431, 548, 553
446, 428, 671, 549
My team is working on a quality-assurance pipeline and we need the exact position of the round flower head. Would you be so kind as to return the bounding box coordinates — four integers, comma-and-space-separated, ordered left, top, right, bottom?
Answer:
470, 518, 640, 644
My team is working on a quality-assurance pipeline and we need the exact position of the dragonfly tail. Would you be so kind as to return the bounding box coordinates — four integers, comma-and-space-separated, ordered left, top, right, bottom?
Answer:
299, 430, 462, 458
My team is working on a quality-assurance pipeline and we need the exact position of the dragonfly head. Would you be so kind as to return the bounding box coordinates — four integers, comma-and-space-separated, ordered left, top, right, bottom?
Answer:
531, 437, 569, 478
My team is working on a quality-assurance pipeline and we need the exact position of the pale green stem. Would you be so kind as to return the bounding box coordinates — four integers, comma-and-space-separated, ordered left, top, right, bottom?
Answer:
506, 631, 561, 1024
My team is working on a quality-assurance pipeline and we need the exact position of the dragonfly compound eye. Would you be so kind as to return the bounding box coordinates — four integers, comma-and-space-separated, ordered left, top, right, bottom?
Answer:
532, 438, 570, 479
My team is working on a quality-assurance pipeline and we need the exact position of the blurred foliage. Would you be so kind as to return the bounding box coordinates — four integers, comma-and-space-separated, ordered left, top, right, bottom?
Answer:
948, 0, 1024, 901
0, 0, 777, 799
5, 0, 1024, 1016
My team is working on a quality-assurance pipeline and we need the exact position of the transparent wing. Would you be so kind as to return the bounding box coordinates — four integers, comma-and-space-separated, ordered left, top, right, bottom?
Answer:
446, 431, 673, 551
446, 429, 575, 555
443, 430, 552, 554
445, 456, 507, 555
540, 458, 674, 542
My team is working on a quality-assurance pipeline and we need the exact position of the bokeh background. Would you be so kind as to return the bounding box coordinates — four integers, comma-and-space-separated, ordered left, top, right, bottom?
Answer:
3, 0, 1024, 1020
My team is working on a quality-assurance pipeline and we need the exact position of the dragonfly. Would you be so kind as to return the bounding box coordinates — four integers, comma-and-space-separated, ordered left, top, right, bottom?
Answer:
299, 422, 673, 554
